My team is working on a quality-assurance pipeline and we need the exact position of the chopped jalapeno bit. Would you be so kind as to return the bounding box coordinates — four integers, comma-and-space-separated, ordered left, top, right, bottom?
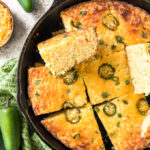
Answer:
98, 64, 115, 80
117, 113, 122, 118
111, 44, 116, 50
95, 107, 100, 112
125, 80, 130, 85
109, 132, 115, 137
142, 31, 148, 38
80, 11, 87, 15
136, 98, 149, 116
148, 43, 150, 55
94, 54, 100, 59
102, 14, 119, 31
65, 107, 82, 124
91, 138, 95, 143
116, 121, 120, 127
62, 101, 74, 109
35, 79, 41, 86
35, 92, 40, 98
63, 34, 68, 38
116, 35, 124, 43
71, 21, 82, 29
99, 40, 104, 45
95, 130, 99, 134
62, 68, 78, 85
73, 133, 80, 139
66, 89, 71, 94
112, 77, 120, 85
103, 102, 117, 116
102, 92, 109, 98
122, 100, 128, 105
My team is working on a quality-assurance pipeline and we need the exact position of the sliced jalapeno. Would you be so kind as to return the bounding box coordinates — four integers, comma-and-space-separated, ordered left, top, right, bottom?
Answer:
71, 21, 82, 29
65, 107, 82, 124
62, 68, 78, 85
136, 98, 149, 116
102, 14, 119, 31
98, 64, 115, 80
62, 101, 74, 109
103, 102, 117, 116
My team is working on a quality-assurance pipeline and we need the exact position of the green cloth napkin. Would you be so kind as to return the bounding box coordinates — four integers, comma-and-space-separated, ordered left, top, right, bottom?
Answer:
0, 58, 52, 150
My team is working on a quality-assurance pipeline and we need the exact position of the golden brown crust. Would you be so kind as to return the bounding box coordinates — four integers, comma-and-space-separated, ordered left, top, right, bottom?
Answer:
28, 66, 87, 115
38, 27, 98, 76
61, 0, 150, 47
41, 105, 105, 150
96, 94, 150, 150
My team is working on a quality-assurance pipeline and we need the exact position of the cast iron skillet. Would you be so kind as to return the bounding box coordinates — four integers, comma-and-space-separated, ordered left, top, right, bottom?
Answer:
18, 0, 150, 149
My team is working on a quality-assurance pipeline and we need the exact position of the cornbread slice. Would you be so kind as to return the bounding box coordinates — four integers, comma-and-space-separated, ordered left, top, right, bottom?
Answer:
28, 66, 87, 116
77, 51, 134, 105
38, 27, 98, 76
61, 0, 150, 57
126, 43, 150, 96
95, 94, 150, 150
41, 105, 105, 150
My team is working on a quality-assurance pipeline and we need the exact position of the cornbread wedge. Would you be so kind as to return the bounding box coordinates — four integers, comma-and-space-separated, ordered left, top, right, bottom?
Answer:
28, 66, 87, 116
38, 27, 98, 76
77, 51, 134, 105
61, 0, 150, 57
41, 105, 105, 150
126, 43, 150, 96
95, 94, 150, 150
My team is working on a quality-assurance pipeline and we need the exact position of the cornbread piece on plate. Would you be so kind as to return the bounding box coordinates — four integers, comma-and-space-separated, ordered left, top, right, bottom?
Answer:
38, 27, 98, 76
41, 105, 105, 150
0, 2, 13, 47
76, 51, 134, 104
28, 66, 87, 116
126, 43, 150, 96
95, 93, 150, 150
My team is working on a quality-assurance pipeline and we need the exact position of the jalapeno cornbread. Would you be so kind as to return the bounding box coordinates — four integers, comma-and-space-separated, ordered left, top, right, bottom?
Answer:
126, 43, 150, 96
77, 50, 134, 104
28, 66, 87, 115
95, 93, 150, 150
27, 0, 150, 149
41, 105, 105, 150
38, 27, 98, 76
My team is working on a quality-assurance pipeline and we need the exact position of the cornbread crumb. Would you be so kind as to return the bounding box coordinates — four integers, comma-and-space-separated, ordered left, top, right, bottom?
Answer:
38, 27, 98, 76
126, 43, 150, 96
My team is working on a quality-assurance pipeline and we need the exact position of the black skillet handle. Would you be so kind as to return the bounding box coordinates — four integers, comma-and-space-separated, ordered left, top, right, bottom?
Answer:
50, 0, 68, 9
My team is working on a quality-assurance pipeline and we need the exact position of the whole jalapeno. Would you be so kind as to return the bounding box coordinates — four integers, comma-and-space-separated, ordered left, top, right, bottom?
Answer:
17, 0, 34, 12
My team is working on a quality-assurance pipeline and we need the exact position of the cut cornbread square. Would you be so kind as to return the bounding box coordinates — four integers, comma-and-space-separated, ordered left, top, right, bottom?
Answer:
77, 50, 134, 105
28, 66, 87, 116
37, 27, 98, 76
95, 93, 150, 150
126, 43, 150, 96
41, 104, 105, 150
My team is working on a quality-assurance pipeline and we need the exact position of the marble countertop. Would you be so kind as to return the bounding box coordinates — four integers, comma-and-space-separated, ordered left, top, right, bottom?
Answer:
0, 0, 53, 66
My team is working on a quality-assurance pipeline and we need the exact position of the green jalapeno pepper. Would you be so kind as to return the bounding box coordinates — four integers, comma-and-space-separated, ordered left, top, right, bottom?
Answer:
103, 102, 117, 116
98, 63, 115, 80
0, 97, 21, 150
62, 68, 78, 85
0, 130, 5, 150
65, 107, 82, 124
17, 0, 34, 12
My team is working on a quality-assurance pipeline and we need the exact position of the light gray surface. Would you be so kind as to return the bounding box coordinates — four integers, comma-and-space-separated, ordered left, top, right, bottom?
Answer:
0, 0, 53, 66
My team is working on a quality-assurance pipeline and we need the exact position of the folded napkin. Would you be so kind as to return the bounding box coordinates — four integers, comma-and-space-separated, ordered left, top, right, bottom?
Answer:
0, 58, 52, 150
